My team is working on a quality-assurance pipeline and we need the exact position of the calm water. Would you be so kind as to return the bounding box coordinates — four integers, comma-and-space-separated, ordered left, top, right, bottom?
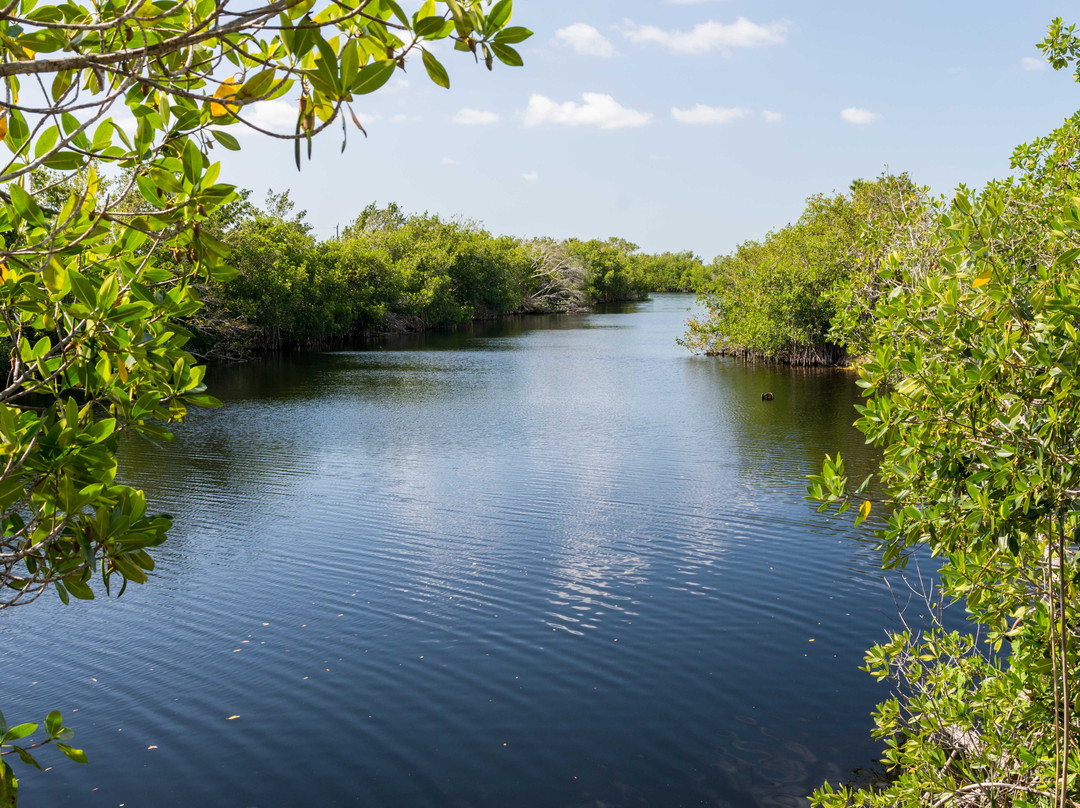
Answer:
2, 294, 926, 807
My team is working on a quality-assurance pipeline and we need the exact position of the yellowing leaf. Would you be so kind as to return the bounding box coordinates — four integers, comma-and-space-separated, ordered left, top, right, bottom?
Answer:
0, 115, 9, 143
86, 164, 99, 198
973, 269, 992, 288
43, 258, 67, 295
859, 500, 871, 520
210, 77, 240, 117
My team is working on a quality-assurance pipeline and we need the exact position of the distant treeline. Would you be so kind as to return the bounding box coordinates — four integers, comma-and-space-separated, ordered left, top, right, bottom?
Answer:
189, 193, 710, 356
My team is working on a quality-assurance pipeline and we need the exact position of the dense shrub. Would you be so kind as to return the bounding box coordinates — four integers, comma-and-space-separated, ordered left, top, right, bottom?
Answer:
192, 200, 695, 352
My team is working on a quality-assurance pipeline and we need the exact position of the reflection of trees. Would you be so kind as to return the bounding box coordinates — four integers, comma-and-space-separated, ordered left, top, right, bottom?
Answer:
681, 360, 879, 492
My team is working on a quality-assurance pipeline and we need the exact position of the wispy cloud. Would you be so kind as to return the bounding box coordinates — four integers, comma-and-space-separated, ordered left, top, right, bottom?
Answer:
623, 17, 789, 56
453, 108, 500, 125
840, 107, 881, 125
522, 171, 539, 181
1020, 56, 1047, 71
442, 157, 458, 165
664, 0, 722, 4
242, 99, 299, 131
522, 92, 652, 129
762, 109, 783, 123
554, 23, 615, 57
670, 104, 750, 124
381, 77, 410, 95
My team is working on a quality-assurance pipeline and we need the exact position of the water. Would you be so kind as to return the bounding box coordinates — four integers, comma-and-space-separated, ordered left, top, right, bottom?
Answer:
1, 294, 929, 807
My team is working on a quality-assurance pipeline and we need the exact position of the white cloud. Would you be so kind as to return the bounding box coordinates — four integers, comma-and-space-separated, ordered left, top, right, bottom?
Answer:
623, 17, 789, 56
840, 107, 881, 125
442, 157, 458, 165
522, 92, 652, 129
242, 99, 299, 131
389, 113, 420, 123
762, 109, 783, 123
671, 104, 750, 124
522, 171, 539, 181
554, 23, 615, 58
238, 99, 387, 133
453, 108, 500, 125
382, 77, 410, 94
664, 0, 721, 4
1020, 56, 1047, 71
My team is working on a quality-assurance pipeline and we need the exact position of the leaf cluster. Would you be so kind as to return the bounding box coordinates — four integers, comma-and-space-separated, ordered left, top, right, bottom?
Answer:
185, 203, 688, 354
681, 174, 922, 366
809, 27, 1080, 808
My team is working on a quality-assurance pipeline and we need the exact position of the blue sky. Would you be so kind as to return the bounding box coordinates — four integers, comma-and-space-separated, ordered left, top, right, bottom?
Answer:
218, 1, 1079, 260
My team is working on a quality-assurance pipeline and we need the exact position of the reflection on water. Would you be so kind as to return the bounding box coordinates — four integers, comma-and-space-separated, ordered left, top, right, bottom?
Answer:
0, 295, 915, 807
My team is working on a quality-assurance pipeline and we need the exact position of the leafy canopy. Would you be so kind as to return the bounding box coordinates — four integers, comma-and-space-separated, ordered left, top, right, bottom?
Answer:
809, 19, 1080, 807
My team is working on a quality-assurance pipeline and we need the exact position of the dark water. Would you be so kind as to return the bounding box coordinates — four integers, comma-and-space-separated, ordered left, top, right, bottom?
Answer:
1, 294, 928, 807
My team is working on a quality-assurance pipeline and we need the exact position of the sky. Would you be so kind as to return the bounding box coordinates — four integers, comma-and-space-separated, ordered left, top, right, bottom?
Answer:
215, 1, 1080, 261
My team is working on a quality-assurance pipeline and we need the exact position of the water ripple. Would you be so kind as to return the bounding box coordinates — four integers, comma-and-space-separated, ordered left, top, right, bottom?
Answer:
0, 295, 917, 808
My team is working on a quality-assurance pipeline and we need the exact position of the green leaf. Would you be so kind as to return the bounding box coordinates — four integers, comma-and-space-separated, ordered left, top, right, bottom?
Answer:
382, 0, 409, 28
135, 174, 166, 208
490, 42, 522, 67
41, 150, 84, 171
51, 69, 73, 102
2, 724, 37, 743
0, 759, 17, 807
444, 0, 469, 36
414, 16, 446, 37
237, 68, 277, 101
211, 130, 240, 151
33, 126, 58, 159
486, 0, 512, 31
112, 555, 148, 584
183, 393, 222, 408
182, 138, 201, 185
5, 110, 29, 153
12, 747, 40, 772
62, 577, 94, 600
8, 185, 45, 229
44, 711, 62, 739
55, 743, 88, 764
43, 259, 69, 297
493, 26, 531, 44
339, 40, 359, 89
421, 49, 450, 89
351, 60, 396, 95
414, 0, 436, 21
313, 34, 341, 96
59, 112, 89, 149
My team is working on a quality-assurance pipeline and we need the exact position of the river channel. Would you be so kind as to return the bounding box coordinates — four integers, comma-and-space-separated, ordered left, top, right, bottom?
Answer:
2, 294, 928, 807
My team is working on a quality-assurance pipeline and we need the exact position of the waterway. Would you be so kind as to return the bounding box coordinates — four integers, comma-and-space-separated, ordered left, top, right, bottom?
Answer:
1, 294, 928, 807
